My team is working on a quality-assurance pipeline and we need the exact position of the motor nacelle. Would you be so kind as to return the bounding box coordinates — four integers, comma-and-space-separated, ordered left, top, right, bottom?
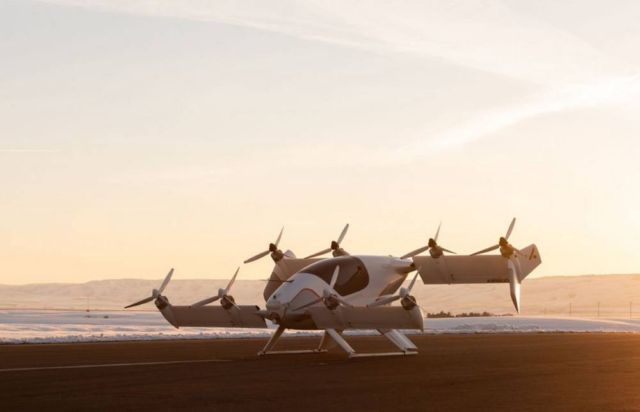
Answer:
154, 295, 170, 310
324, 294, 340, 310
221, 295, 236, 310
400, 294, 417, 310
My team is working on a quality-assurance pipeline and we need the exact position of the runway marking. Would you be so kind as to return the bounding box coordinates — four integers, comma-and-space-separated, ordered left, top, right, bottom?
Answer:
0, 359, 229, 373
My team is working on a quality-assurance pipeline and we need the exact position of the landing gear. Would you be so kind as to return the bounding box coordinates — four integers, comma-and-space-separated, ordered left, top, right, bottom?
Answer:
257, 326, 329, 356
257, 327, 418, 358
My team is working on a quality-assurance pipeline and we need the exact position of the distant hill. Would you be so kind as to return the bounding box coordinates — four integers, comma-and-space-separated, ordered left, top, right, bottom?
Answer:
1, 275, 639, 317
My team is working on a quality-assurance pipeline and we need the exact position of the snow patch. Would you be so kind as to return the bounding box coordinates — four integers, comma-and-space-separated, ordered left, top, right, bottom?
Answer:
1, 310, 639, 344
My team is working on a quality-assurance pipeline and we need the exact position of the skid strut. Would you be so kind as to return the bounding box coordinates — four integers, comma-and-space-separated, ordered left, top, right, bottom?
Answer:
257, 326, 328, 356
328, 328, 418, 358
258, 327, 418, 358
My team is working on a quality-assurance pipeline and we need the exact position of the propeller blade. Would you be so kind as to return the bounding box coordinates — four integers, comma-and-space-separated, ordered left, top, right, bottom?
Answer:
337, 223, 349, 244
441, 247, 456, 254
292, 297, 324, 311
329, 265, 340, 288
191, 295, 221, 307
471, 244, 499, 256
335, 294, 353, 307
158, 268, 174, 294
407, 272, 420, 293
434, 221, 441, 242
274, 226, 284, 247
400, 245, 429, 260
244, 249, 270, 264
226, 267, 240, 291
304, 247, 332, 259
505, 217, 516, 240
125, 296, 154, 309
368, 295, 401, 307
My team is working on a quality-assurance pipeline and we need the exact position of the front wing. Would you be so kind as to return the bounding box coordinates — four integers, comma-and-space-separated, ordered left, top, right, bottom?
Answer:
160, 305, 268, 329
306, 305, 423, 331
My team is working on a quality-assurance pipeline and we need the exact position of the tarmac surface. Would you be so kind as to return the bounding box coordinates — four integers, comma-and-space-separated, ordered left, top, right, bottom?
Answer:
1, 333, 639, 411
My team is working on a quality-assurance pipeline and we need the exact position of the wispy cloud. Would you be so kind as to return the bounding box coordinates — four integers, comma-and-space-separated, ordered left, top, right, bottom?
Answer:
402, 73, 640, 155
39, 0, 620, 84
37, 0, 640, 156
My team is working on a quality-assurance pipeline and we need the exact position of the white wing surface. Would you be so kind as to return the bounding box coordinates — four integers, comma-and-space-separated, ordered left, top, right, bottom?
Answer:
413, 244, 541, 284
306, 305, 423, 330
161, 305, 267, 328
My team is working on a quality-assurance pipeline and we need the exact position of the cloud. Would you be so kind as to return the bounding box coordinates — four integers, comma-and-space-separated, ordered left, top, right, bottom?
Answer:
35, 1, 640, 157
404, 73, 640, 154
38, 0, 622, 84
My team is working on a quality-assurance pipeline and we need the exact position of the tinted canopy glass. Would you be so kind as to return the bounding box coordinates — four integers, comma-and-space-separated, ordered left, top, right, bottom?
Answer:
301, 256, 369, 296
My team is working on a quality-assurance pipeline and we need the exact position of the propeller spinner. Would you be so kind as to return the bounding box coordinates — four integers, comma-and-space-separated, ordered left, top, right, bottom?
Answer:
305, 224, 350, 259
125, 268, 174, 309
471, 217, 520, 258
368, 271, 420, 310
401, 222, 456, 259
191, 267, 240, 310
244, 227, 285, 263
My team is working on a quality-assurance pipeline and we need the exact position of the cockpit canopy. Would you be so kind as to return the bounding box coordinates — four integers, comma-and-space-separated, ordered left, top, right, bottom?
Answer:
300, 256, 369, 296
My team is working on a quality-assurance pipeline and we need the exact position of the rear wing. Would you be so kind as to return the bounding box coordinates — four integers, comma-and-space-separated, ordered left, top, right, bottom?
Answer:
413, 244, 541, 312
412, 244, 541, 284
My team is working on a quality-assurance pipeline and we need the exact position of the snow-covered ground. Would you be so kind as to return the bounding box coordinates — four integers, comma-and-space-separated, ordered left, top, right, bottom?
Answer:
1, 310, 639, 344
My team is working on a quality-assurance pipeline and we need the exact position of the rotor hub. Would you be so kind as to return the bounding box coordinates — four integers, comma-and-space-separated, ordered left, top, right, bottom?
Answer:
270, 249, 284, 262
400, 295, 417, 310
154, 295, 169, 310
221, 295, 236, 310
324, 295, 340, 310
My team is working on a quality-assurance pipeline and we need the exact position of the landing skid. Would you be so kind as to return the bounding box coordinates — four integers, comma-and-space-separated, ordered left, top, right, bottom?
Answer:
258, 326, 418, 358
257, 326, 329, 356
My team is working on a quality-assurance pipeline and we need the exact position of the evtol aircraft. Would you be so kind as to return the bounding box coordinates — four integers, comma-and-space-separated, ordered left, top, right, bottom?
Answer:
126, 218, 541, 358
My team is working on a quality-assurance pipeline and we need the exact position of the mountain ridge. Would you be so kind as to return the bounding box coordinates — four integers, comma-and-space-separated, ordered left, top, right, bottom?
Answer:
1, 274, 639, 317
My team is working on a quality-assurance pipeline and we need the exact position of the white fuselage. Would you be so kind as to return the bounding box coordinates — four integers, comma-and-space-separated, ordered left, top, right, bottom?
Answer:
265, 255, 413, 329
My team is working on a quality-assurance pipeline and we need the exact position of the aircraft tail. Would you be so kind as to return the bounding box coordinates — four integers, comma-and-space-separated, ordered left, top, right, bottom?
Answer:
515, 244, 542, 282
510, 244, 542, 312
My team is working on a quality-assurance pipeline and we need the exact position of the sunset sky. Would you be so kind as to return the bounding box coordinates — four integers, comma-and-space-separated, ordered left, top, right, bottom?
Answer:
1, 0, 639, 284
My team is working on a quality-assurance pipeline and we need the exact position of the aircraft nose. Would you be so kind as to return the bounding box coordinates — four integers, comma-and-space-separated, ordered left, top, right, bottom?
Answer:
266, 297, 283, 311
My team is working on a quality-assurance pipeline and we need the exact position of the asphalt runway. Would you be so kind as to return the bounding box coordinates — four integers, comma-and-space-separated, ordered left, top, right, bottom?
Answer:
1, 334, 639, 411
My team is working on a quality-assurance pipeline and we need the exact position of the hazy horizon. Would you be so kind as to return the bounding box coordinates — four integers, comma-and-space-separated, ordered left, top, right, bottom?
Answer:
2, 1, 640, 283
3, 274, 639, 316
3, 271, 640, 287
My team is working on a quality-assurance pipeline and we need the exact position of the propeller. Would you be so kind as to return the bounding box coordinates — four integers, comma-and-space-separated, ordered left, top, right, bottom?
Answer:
125, 268, 174, 309
368, 271, 419, 310
471, 217, 519, 256
191, 267, 240, 309
244, 227, 285, 263
292, 266, 352, 311
401, 222, 456, 259
305, 224, 350, 259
